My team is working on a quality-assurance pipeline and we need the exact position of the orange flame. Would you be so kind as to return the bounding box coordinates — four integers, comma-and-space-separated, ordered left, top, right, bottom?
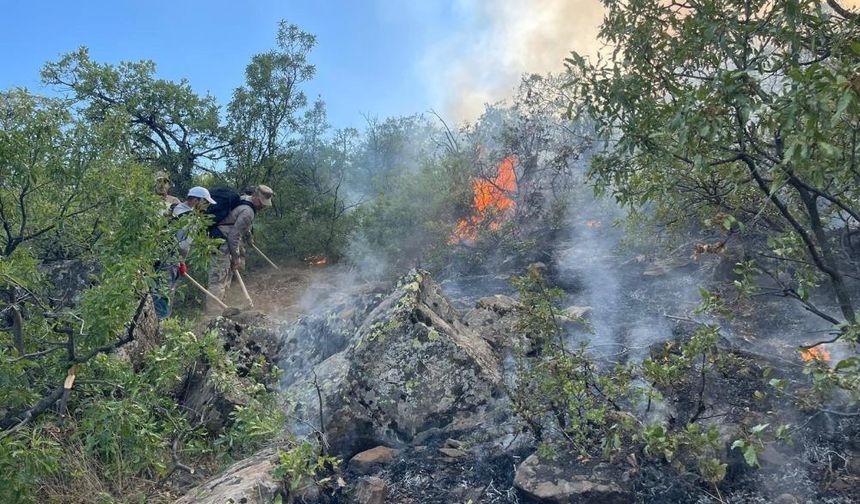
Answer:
304, 255, 328, 266
450, 155, 518, 243
799, 346, 831, 363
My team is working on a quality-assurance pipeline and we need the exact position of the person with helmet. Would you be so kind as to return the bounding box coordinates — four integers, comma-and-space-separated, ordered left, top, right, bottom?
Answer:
154, 171, 181, 210
206, 184, 274, 313
153, 186, 217, 319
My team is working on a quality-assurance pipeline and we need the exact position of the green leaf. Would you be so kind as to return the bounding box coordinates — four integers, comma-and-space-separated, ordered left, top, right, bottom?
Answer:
834, 358, 858, 371
744, 445, 759, 467
833, 91, 852, 124
751, 423, 770, 435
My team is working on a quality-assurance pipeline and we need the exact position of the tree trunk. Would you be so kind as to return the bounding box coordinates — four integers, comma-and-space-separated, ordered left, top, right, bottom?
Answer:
799, 189, 857, 323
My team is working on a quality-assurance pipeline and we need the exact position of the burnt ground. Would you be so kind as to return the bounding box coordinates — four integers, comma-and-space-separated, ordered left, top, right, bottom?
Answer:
208, 242, 860, 503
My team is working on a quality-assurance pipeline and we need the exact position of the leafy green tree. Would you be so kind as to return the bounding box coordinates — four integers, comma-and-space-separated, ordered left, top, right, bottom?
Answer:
566, 0, 860, 328
42, 48, 228, 191
0, 88, 280, 502
226, 21, 316, 188
0, 89, 131, 259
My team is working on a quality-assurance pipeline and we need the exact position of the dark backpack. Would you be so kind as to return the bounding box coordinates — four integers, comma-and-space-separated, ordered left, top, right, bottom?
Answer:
206, 187, 255, 239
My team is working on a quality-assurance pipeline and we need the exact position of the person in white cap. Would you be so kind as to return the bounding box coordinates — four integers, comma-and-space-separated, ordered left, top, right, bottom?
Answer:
206, 184, 274, 313
153, 186, 216, 319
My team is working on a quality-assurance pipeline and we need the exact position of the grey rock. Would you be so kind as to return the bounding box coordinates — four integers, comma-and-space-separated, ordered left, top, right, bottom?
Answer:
179, 311, 282, 435
117, 295, 162, 372
355, 476, 388, 504
285, 270, 502, 456
463, 295, 522, 349
181, 367, 252, 434
438, 447, 468, 460
562, 305, 593, 320
475, 295, 520, 314
278, 286, 387, 388
39, 260, 99, 306
513, 453, 632, 504
773, 493, 799, 504
175, 447, 281, 504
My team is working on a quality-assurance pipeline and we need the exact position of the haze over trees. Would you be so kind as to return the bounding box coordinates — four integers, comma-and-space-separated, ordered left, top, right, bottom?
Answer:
1, 2, 859, 502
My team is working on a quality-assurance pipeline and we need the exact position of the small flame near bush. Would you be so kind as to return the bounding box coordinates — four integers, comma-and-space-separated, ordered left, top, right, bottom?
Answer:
798, 346, 831, 363
304, 255, 328, 266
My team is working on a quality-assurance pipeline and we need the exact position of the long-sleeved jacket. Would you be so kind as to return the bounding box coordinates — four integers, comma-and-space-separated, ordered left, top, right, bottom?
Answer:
172, 202, 194, 257
215, 196, 255, 264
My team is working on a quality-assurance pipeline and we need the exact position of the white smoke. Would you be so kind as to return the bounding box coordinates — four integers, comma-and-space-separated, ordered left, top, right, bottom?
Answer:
419, 0, 605, 122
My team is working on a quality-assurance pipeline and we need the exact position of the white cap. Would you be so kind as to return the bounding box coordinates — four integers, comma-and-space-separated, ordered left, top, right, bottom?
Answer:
187, 186, 216, 204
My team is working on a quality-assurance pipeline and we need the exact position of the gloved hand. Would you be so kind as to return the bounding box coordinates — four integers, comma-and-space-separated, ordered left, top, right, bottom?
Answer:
178, 262, 188, 277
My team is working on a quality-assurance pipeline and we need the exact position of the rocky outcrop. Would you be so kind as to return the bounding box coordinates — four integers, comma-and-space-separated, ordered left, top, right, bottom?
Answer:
175, 447, 281, 504
38, 259, 99, 306
278, 284, 388, 388
285, 270, 502, 456
208, 310, 282, 377
514, 454, 632, 504
117, 295, 161, 371
463, 294, 521, 348
179, 311, 283, 434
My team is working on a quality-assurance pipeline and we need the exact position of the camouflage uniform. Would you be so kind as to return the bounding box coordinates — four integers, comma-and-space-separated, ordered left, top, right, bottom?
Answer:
206, 197, 255, 313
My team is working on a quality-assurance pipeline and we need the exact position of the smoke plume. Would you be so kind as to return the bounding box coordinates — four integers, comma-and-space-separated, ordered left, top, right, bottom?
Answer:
421, 0, 604, 122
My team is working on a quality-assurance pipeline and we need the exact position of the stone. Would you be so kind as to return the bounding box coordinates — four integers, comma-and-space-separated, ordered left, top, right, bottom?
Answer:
207, 311, 282, 378
177, 311, 285, 434
175, 448, 281, 504
285, 270, 502, 456
355, 476, 388, 504
38, 260, 99, 306
181, 368, 252, 435
463, 295, 522, 349
513, 453, 632, 504
773, 493, 799, 504
759, 444, 789, 468
277, 285, 388, 388
475, 295, 520, 314
349, 446, 400, 475
438, 447, 468, 460
119, 295, 162, 372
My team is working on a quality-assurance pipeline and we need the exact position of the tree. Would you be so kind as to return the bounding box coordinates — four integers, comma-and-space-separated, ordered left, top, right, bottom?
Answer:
0, 89, 129, 258
41, 48, 227, 192
226, 21, 316, 188
566, 0, 860, 328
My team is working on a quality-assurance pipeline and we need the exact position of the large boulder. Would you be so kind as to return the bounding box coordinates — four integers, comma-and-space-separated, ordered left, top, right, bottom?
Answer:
278, 284, 388, 388
175, 447, 281, 504
179, 311, 283, 434
514, 454, 632, 504
125, 296, 161, 371
208, 311, 282, 378
462, 294, 521, 349
285, 270, 502, 456
39, 259, 99, 306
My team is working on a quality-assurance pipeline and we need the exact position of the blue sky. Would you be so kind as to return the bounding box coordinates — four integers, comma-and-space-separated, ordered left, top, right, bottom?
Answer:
0, 0, 472, 128
0, 0, 601, 128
